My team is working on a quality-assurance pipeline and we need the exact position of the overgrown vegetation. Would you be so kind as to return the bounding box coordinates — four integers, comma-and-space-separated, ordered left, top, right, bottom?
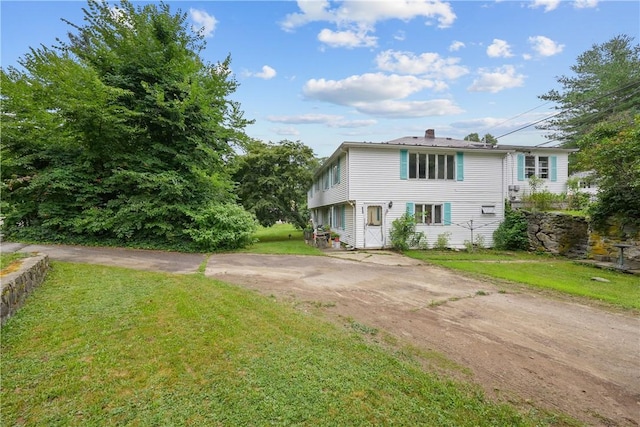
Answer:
493, 203, 529, 251
1, 0, 256, 251
538, 34, 639, 229
389, 213, 426, 251
1, 262, 559, 426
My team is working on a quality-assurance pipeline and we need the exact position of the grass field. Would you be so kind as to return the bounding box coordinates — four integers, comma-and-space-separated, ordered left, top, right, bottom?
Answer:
239, 223, 323, 255
0, 262, 569, 426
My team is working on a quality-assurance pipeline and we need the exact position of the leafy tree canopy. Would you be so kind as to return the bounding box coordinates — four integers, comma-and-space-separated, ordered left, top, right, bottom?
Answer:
232, 140, 319, 229
538, 34, 640, 147
464, 133, 497, 145
1, 0, 256, 250
577, 116, 640, 229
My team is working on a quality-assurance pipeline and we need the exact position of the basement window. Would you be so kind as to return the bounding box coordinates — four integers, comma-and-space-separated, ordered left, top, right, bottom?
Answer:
481, 205, 496, 215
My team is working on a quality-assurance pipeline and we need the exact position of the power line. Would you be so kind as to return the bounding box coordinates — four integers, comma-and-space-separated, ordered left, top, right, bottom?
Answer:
495, 79, 640, 140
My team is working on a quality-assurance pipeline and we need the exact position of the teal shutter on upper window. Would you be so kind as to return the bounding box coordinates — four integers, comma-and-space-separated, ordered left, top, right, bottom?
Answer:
550, 156, 557, 182
517, 154, 525, 181
337, 157, 341, 184
444, 202, 451, 225
406, 202, 414, 216
456, 152, 464, 181
400, 150, 408, 180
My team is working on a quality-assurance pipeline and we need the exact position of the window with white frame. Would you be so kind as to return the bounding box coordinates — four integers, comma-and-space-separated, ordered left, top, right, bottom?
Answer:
538, 156, 549, 179
414, 203, 443, 225
323, 170, 330, 190
332, 205, 345, 229
331, 161, 340, 185
409, 153, 455, 180
525, 155, 536, 178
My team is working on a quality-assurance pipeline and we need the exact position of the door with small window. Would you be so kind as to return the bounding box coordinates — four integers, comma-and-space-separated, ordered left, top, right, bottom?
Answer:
364, 205, 384, 248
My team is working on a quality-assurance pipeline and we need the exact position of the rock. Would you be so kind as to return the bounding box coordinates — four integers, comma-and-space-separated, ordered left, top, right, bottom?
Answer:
590, 277, 610, 283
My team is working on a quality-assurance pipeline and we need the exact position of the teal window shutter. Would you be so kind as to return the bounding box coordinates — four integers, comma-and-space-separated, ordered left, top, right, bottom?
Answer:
337, 157, 341, 184
550, 156, 557, 182
400, 150, 408, 180
406, 202, 414, 216
341, 205, 346, 230
456, 152, 464, 181
517, 154, 525, 181
444, 202, 451, 225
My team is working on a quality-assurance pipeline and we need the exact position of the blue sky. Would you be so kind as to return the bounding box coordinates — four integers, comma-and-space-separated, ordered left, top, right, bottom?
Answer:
2, 1, 639, 157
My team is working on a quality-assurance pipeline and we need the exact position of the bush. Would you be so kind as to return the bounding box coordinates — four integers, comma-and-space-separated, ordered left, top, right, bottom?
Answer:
390, 213, 426, 251
185, 204, 258, 251
493, 203, 529, 250
434, 232, 451, 250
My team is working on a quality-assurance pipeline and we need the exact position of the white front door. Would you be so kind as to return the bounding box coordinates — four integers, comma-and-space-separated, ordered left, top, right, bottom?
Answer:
364, 205, 384, 248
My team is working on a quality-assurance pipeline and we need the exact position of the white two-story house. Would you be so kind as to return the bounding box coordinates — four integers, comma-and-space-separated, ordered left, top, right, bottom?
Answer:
307, 129, 574, 249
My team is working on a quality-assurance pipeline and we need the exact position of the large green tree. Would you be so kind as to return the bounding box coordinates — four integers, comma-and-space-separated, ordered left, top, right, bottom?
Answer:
233, 140, 318, 229
1, 0, 256, 250
576, 116, 640, 229
538, 34, 640, 147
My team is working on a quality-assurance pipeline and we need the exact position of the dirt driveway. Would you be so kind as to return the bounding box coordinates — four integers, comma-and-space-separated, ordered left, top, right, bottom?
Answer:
205, 251, 640, 427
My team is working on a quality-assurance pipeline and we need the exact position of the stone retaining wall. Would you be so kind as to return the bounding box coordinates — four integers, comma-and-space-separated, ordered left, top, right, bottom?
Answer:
523, 212, 589, 258
521, 212, 640, 267
1, 254, 50, 325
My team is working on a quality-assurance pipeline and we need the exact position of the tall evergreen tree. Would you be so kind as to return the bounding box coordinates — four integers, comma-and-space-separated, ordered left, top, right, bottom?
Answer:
538, 35, 640, 147
1, 0, 256, 250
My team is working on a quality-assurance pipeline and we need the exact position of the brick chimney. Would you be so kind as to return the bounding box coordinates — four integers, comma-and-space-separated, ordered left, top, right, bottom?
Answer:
425, 129, 435, 139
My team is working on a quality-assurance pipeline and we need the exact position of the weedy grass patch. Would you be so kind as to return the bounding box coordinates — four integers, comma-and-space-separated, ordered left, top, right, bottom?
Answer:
1, 262, 569, 426
405, 250, 640, 311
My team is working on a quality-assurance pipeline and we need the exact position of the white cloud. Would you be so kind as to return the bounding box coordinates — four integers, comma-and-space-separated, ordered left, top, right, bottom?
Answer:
486, 39, 513, 58
394, 30, 406, 41
449, 41, 465, 52
190, 8, 217, 38
354, 99, 464, 118
267, 113, 344, 124
303, 73, 443, 105
529, 0, 561, 12
256, 65, 277, 79
573, 0, 598, 8
528, 36, 564, 57
468, 65, 525, 93
375, 50, 469, 80
281, 0, 456, 31
318, 28, 377, 48
266, 114, 377, 129
270, 127, 300, 136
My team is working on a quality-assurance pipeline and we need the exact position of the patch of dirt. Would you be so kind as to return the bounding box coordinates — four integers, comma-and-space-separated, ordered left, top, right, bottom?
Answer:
206, 253, 640, 426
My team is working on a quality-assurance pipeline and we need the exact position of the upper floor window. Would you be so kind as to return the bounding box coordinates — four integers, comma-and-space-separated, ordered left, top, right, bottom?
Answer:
525, 155, 536, 178
409, 153, 455, 180
520, 154, 556, 181
538, 156, 549, 179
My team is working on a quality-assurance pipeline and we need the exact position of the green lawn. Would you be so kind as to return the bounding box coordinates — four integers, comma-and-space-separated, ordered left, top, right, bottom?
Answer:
240, 223, 323, 255
405, 250, 640, 311
1, 262, 570, 426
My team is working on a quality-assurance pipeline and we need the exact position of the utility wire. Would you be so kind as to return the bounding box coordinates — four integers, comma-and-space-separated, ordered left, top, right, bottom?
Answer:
495, 79, 640, 140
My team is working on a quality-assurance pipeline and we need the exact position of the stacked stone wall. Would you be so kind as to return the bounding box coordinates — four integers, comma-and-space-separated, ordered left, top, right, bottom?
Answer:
1, 254, 50, 325
522, 212, 589, 258
588, 222, 640, 267
521, 212, 640, 267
